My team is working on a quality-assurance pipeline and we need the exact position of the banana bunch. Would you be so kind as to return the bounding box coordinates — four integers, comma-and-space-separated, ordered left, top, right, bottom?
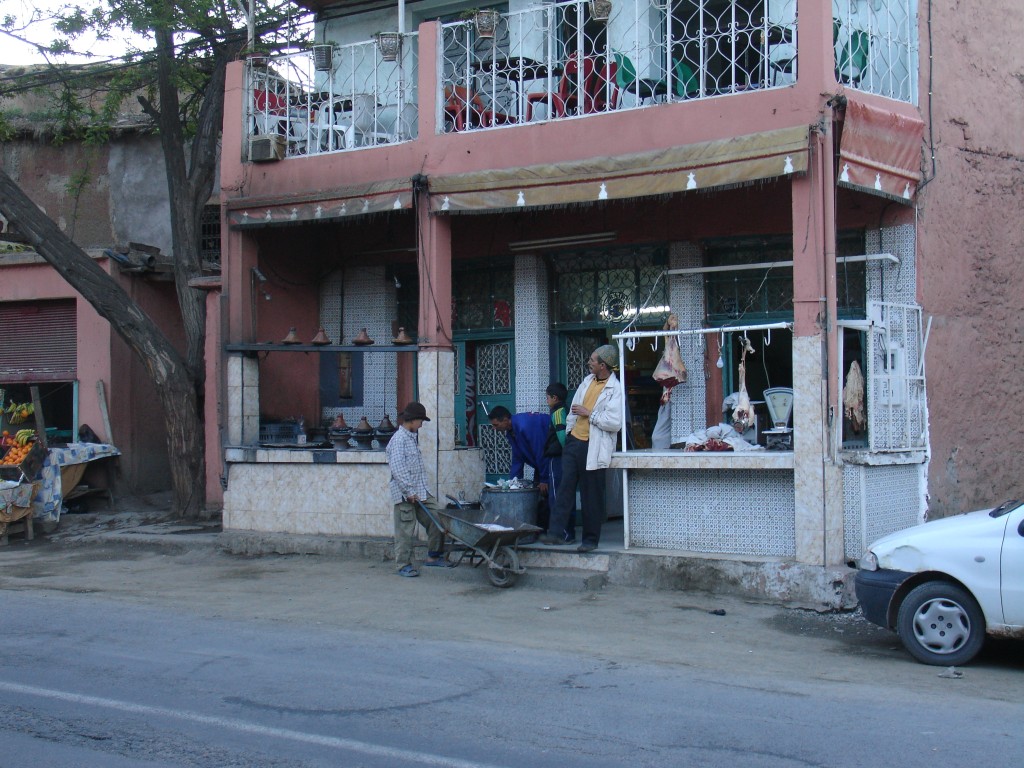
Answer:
14, 429, 35, 446
5, 401, 34, 424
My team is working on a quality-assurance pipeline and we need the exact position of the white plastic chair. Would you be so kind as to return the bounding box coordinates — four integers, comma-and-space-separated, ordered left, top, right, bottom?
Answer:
311, 104, 352, 151
351, 94, 394, 146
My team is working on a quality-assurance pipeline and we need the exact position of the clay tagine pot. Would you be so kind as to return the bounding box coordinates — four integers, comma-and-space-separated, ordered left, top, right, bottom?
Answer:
352, 416, 374, 450
310, 327, 331, 345
375, 414, 397, 447
328, 413, 351, 450
352, 328, 374, 346
392, 327, 414, 345
281, 327, 301, 344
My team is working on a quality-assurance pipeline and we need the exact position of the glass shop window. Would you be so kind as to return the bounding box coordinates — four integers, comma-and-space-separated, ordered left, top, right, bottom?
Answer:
705, 231, 866, 325
453, 263, 515, 332
551, 246, 669, 328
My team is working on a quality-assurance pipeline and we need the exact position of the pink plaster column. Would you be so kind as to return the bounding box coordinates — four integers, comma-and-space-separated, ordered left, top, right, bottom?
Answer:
416, 207, 452, 350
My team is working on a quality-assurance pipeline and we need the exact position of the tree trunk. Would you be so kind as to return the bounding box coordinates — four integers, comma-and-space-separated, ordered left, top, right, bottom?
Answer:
0, 169, 206, 519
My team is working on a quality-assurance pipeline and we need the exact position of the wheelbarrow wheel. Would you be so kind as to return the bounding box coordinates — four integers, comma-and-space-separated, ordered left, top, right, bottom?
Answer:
487, 545, 520, 588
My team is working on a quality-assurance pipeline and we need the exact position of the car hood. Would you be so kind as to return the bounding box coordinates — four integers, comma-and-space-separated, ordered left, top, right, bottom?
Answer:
867, 506, 1007, 572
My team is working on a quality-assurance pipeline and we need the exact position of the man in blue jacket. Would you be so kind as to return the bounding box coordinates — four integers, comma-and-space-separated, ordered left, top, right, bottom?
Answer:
487, 406, 551, 494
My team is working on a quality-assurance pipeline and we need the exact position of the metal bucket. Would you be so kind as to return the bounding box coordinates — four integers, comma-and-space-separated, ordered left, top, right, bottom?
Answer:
479, 487, 540, 526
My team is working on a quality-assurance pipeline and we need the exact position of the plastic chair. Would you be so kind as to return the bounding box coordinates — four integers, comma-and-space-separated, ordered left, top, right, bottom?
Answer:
351, 94, 395, 146
588, 56, 618, 113
444, 85, 515, 131
253, 88, 288, 135
664, 58, 699, 99
525, 54, 605, 120
613, 52, 663, 106
311, 103, 352, 151
837, 29, 870, 87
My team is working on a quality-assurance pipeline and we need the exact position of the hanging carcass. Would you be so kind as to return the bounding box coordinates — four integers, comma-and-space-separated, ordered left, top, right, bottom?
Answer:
843, 359, 866, 434
731, 335, 755, 433
652, 314, 688, 404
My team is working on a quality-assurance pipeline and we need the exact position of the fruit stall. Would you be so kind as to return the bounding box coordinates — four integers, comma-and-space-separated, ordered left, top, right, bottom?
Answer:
0, 415, 46, 544
0, 391, 121, 535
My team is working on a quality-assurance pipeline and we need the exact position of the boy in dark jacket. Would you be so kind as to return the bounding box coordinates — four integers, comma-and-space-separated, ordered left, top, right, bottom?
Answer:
542, 382, 574, 543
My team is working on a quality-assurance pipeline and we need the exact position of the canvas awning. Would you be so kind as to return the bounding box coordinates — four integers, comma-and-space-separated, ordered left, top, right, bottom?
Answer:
226, 178, 412, 228
428, 125, 810, 213
837, 100, 924, 203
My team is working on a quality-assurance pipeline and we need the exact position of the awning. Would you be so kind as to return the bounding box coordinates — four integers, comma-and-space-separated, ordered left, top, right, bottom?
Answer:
428, 125, 809, 213
838, 100, 924, 203
226, 178, 412, 228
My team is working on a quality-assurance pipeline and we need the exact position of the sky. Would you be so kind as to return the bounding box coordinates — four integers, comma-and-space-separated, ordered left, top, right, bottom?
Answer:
1, 0, 150, 66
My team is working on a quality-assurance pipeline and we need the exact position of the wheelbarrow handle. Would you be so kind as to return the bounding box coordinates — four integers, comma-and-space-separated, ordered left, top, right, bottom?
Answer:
445, 494, 464, 508
416, 499, 446, 533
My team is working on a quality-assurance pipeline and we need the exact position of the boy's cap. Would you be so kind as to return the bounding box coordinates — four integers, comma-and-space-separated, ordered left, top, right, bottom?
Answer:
401, 402, 430, 421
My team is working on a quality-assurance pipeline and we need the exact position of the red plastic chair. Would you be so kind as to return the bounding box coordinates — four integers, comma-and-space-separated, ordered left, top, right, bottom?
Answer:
254, 89, 287, 114
444, 85, 515, 131
526, 54, 590, 121
587, 57, 618, 113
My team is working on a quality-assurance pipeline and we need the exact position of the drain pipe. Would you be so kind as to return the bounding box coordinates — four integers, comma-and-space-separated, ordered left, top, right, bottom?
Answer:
821, 119, 839, 461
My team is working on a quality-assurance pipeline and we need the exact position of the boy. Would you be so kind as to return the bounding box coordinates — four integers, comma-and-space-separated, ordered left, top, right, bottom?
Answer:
543, 382, 575, 543
386, 401, 448, 577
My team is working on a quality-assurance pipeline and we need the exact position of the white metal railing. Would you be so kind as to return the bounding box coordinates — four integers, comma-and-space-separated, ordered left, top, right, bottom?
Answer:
438, 0, 800, 133
832, 0, 917, 104
246, 33, 419, 159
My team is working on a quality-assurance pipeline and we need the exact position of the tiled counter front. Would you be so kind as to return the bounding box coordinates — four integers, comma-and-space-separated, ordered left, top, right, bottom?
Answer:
612, 451, 796, 556
223, 448, 392, 536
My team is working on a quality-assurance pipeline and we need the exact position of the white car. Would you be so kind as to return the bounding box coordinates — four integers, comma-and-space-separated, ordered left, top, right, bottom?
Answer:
855, 499, 1024, 665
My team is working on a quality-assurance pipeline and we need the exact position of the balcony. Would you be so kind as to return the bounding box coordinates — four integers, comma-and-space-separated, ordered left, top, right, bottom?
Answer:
248, 32, 420, 160
244, 0, 916, 160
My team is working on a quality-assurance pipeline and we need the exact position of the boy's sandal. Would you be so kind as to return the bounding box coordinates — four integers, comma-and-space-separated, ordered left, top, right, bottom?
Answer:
422, 558, 453, 567
398, 565, 420, 577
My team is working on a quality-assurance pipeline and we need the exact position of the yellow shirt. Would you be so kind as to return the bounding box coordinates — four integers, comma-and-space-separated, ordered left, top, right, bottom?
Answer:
570, 377, 608, 442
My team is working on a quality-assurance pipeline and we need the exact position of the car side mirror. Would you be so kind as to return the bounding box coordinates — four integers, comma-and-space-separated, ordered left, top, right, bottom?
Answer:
1018, 519, 1024, 537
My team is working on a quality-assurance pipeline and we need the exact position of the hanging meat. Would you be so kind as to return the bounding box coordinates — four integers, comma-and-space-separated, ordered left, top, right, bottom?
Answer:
843, 359, 866, 434
652, 314, 688, 405
731, 335, 755, 433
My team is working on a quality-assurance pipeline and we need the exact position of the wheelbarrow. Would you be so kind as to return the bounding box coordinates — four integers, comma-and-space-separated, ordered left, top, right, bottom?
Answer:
417, 498, 541, 588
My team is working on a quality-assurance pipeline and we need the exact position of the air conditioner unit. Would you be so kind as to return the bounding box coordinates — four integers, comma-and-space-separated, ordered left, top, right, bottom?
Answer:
312, 44, 334, 71
249, 134, 285, 162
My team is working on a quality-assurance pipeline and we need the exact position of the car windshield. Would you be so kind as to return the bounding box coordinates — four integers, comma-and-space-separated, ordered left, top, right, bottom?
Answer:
988, 499, 1021, 517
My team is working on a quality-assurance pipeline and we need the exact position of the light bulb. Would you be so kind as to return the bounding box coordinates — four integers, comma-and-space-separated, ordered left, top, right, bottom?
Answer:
716, 353, 724, 369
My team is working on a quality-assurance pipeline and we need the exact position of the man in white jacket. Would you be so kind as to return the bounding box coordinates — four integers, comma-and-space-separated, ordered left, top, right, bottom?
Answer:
540, 344, 623, 552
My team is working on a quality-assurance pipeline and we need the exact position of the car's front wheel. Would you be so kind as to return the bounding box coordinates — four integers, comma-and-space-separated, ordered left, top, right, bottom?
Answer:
896, 581, 985, 665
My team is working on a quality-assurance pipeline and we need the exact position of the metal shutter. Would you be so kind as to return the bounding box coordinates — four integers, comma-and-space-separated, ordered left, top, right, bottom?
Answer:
0, 300, 77, 382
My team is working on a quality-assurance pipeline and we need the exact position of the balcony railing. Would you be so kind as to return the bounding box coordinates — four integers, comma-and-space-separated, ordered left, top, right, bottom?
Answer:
242, 1, 917, 158
833, 0, 917, 104
247, 33, 419, 159
439, 0, 802, 133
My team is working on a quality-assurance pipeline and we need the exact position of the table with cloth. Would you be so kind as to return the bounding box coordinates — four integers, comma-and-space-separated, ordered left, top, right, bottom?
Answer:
1, 479, 39, 542
30, 443, 121, 523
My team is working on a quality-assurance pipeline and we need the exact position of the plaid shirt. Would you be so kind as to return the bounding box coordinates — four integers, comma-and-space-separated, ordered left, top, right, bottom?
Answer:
386, 425, 431, 504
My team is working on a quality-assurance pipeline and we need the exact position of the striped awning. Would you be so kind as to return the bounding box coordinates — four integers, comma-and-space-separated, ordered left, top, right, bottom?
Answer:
226, 178, 412, 228
428, 125, 810, 213
838, 100, 924, 203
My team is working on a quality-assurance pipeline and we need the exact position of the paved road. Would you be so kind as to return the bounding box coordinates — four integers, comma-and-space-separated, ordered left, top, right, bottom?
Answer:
1, 536, 1022, 767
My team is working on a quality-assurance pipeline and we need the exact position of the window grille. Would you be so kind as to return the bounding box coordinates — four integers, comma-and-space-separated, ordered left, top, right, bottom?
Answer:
865, 301, 927, 452
199, 205, 221, 267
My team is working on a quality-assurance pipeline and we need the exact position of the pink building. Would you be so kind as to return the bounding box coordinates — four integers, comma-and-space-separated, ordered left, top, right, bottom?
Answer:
215, 1, 1018, 603
0, 127, 188, 500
